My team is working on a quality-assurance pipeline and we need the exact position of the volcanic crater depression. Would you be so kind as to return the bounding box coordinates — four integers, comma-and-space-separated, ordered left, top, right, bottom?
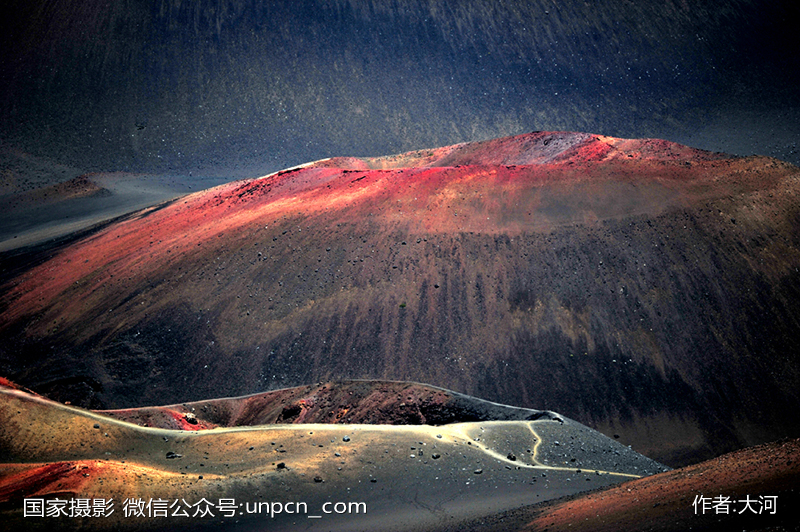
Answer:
2, 131, 800, 469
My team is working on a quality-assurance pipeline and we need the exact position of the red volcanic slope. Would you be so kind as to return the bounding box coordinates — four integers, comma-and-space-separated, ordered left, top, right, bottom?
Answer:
1, 131, 800, 468
0, 132, 741, 325
458, 437, 800, 532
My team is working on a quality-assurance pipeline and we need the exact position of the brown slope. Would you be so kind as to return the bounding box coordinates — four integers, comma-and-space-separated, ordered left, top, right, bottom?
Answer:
1, 131, 800, 467
95, 380, 562, 430
8, 175, 108, 204
451, 438, 800, 532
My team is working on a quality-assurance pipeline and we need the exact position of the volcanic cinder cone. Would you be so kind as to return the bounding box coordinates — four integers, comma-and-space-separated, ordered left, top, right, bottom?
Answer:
2, 131, 800, 466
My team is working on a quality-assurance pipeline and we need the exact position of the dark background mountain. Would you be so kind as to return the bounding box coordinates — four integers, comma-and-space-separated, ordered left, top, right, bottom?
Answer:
0, 0, 798, 178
